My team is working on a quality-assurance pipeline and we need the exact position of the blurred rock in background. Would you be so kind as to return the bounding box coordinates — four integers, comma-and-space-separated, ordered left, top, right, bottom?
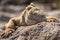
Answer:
0, 0, 60, 26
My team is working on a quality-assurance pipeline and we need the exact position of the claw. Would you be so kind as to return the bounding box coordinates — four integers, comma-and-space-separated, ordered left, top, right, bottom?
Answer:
1, 30, 13, 38
46, 16, 59, 22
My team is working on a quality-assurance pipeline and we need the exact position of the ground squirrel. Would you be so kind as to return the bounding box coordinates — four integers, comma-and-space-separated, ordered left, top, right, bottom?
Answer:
2, 3, 59, 37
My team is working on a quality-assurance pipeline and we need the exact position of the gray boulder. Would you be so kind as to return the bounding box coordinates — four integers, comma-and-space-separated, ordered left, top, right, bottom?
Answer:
0, 22, 60, 40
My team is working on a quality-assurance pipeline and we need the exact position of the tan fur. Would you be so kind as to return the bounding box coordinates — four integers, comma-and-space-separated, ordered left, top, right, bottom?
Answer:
46, 16, 59, 22
2, 3, 59, 37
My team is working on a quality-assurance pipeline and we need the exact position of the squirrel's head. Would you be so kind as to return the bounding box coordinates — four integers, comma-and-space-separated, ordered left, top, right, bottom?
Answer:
26, 7, 46, 21
25, 6, 46, 25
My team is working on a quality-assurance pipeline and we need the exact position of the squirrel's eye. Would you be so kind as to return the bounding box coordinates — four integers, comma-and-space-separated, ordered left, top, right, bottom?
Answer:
33, 12, 36, 15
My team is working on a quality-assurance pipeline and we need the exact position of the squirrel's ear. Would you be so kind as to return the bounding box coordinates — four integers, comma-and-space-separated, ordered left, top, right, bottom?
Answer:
30, 3, 34, 6
25, 3, 35, 11
26, 6, 32, 11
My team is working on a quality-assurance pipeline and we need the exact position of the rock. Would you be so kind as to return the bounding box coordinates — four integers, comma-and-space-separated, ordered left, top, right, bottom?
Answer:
17, 22, 59, 40
1, 5, 26, 13
0, 22, 60, 40
0, 0, 30, 5
46, 10, 60, 19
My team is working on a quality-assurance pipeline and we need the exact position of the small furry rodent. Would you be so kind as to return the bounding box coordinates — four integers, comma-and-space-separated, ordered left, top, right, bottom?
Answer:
2, 3, 59, 37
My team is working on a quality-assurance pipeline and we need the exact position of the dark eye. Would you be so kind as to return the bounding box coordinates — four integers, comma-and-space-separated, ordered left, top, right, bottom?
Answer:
33, 12, 36, 15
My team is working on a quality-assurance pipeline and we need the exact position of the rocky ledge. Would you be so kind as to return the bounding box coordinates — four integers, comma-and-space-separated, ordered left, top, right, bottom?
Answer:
0, 22, 60, 40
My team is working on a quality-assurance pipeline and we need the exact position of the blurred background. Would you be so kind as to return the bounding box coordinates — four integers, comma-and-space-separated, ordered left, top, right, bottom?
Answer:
0, 0, 60, 26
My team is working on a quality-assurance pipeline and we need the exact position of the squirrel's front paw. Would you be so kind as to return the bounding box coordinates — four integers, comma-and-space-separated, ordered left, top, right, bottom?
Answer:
1, 30, 13, 38
46, 16, 59, 22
